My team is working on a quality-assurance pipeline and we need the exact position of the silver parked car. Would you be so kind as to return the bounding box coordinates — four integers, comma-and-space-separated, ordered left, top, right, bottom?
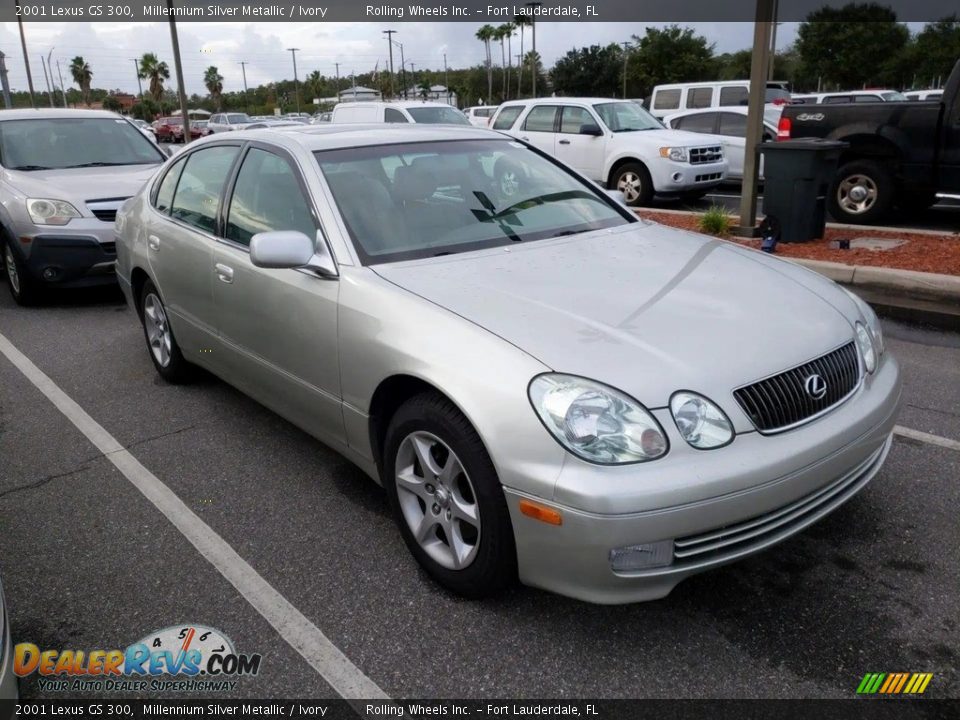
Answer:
0, 109, 167, 305
0, 576, 15, 700
115, 125, 901, 604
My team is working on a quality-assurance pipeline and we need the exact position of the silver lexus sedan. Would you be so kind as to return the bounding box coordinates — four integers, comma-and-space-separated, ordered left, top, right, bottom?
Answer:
115, 125, 901, 604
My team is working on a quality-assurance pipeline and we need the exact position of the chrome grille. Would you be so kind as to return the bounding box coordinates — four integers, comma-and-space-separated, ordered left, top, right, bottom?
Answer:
734, 342, 860, 433
690, 146, 723, 164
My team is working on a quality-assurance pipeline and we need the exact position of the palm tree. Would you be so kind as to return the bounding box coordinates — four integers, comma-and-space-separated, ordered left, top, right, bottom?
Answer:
306, 70, 322, 101
476, 24, 496, 103
69, 56, 92, 107
513, 14, 532, 97
138, 53, 170, 103
203, 66, 224, 110
495, 25, 509, 101
500, 23, 515, 99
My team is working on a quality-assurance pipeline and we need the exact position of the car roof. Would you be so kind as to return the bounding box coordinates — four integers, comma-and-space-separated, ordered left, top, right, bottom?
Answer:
335, 101, 457, 109
0, 108, 128, 121
498, 97, 629, 107
210, 123, 504, 152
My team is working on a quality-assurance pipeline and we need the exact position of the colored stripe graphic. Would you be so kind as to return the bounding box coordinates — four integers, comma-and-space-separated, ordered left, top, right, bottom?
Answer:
858, 672, 933, 694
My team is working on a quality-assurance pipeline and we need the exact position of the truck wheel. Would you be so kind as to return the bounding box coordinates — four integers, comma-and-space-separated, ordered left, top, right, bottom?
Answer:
383, 392, 517, 598
611, 162, 653, 206
828, 160, 894, 225
3, 238, 42, 306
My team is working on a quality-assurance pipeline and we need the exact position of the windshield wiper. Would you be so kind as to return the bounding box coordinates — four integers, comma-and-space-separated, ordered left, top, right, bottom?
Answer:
10, 164, 53, 171
63, 161, 145, 168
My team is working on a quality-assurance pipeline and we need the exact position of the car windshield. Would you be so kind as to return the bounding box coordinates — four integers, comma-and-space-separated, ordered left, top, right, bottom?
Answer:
316, 139, 631, 264
592, 102, 662, 132
0, 118, 165, 170
228, 114, 251, 123
405, 107, 470, 125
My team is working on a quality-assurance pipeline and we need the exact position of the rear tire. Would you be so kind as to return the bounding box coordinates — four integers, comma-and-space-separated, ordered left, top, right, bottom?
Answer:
3, 238, 42, 306
611, 162, 653, 206
383, 392, 516, 599
828, 160, 894, 225
139, 279, 194, 383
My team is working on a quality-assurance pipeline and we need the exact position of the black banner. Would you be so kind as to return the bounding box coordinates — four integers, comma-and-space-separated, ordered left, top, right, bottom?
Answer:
1, 699, 959, 720
2, 0, 960, 23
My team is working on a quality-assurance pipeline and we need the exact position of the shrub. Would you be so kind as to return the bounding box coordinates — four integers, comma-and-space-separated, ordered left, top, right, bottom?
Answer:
697, 205, 733, 236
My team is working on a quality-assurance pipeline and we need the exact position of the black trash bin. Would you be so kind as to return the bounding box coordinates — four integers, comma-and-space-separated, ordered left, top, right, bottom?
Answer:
759, 138, 847, 242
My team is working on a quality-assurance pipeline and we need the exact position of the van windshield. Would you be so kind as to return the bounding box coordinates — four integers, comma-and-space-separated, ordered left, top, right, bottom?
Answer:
592, 102, 662, 132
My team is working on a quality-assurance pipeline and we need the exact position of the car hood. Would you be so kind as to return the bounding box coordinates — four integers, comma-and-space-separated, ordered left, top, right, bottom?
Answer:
375, 222, 858, 414
620, 128, 725, 147
3, 164, 159, 205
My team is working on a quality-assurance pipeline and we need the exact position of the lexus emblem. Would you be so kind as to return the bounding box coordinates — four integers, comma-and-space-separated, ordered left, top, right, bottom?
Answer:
804, 374, 828, 400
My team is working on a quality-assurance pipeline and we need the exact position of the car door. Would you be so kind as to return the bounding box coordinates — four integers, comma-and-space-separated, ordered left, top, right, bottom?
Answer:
212, 143, 344, 445
717, 112, 748, 180
555, 105, 606, 181
147, 144, 241, 361
517, 105, 559, 156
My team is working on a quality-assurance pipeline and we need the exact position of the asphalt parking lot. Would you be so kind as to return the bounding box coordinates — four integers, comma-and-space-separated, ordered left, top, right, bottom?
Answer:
0, 279, 958, 701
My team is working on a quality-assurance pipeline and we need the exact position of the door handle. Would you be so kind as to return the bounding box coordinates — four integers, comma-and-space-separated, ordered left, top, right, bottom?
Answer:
558, 139, 571, 145
214, 263, 234, 284
147, 235, 160, 251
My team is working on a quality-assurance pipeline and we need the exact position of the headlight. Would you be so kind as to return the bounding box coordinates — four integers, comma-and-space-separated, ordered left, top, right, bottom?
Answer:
843, 288, 884, 357
855, 322, 877, 374
669, 392, 734, 449
26, 198, 81, 226
659, 147, 688, 162
529, 374, 668, 465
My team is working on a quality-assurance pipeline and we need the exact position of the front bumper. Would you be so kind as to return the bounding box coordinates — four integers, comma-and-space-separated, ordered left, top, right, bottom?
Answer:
650, 159, 727, 194
18, 221, 118, 287
505, 353, 901, 604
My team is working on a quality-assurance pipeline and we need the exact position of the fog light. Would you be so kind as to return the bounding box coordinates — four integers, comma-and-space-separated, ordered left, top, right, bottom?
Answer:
42, 267, 60, 280
609, 540, 674, 571
672, 172, 683, 182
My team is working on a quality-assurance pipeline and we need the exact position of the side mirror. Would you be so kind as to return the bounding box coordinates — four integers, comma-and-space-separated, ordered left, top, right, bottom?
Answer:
579, 123, 603, 137
250, 230, 338, 277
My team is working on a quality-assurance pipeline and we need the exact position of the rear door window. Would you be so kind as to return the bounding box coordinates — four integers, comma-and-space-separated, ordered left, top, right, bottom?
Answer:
522, 106, 559, 132
492, 106, 523, 130
686, 87, 713, 109
675, 113, 717, 134
653, 89, 681, 111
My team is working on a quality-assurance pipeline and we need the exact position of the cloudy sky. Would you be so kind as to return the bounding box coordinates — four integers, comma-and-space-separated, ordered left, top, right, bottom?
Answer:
0, 21, 798, 96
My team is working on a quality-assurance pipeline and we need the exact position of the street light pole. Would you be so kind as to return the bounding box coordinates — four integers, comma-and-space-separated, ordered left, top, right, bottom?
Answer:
14, 1, 36, 107
167, 0, 190, 143
444, 53, 449, 104
56, 59, 67, 108
335, 62, 341, 100
383, 30, 396, 99
287, 48, 301, 113
621, 42, 631, 99
399, 43, 406, 99
40, 54, 53, 108
409, 62, 416, 97
239, 61, 249, 112
132, 58, 144, 100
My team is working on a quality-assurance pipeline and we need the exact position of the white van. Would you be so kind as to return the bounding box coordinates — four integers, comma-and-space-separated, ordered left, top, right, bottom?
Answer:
331, 101, 470, 125
463, 105, 499, 127
649, 81, 791, 119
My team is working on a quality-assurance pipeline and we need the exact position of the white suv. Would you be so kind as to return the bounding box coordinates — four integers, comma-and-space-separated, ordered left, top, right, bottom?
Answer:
207, 112, 253, 133
331, 101, 470, 125
489, 98, 727, 205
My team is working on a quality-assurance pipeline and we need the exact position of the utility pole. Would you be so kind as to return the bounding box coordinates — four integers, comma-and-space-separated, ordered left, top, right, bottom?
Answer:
40, 56, 53, 107
621, 42, 631, 99
383, 30, 396, 99
526, 2, 541, 97
132, 58, 144, 99
15, 1, 35, 107
239, 61, 249, 112
0, 53, 12, 109
409, 62, 416, 97
335, 62, 340, 99
443, 53, 449, 103
56, 59, 67, 108
768, 0, 780, 81
46, 47, 55, 106
287, 48, 301, 113
167, 0, 190, 142
398, 43, 407, 99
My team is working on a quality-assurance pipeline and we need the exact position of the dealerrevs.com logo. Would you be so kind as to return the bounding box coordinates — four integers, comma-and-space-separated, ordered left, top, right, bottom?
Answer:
14, 624, 262, 693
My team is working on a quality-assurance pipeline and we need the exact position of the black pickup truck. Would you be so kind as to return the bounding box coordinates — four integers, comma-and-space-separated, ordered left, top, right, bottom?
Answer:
779, 59, 959, 224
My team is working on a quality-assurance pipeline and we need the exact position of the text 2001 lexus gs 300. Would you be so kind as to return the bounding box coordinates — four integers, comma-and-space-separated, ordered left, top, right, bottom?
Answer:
115, 124, 901, 603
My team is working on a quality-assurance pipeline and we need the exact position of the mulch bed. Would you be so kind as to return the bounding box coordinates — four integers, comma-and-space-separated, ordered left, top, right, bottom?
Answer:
636, 210, 960, 277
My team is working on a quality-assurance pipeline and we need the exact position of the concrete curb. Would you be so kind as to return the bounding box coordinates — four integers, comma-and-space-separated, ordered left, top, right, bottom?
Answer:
789, 258, 960, 306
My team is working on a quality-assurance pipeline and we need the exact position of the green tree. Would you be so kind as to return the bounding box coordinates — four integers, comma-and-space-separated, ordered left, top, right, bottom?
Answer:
796, 3, 909, 90
500, 22, 515, 99
904, 16, 960, 88
476, 24, 496, 103
513, 13, 532, 98
102, 95, 122, 113
138, 53, 170, 103
551, 44, 624, 97
628, 25, 716, 97
203, 66, 224, 110
69, 56, 93, 107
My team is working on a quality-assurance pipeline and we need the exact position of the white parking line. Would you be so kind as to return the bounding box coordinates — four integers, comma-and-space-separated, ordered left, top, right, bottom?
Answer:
0, 331, 388, 701
893, 425, 960, 452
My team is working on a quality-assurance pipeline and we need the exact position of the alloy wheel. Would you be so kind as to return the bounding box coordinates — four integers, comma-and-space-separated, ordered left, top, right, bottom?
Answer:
837, 174, 878, 215
617, 171, 642, 203
4, 245, 19, 295
395, 431, 481, 570
143, 293, 172, 368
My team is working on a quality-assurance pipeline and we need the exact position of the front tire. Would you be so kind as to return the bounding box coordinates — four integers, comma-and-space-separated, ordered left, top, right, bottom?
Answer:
611, 162, 653, 206
828, 160, 894, 225
383, 392, 516, 598
139, 279, 193, 383
3, 238, 41, 306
